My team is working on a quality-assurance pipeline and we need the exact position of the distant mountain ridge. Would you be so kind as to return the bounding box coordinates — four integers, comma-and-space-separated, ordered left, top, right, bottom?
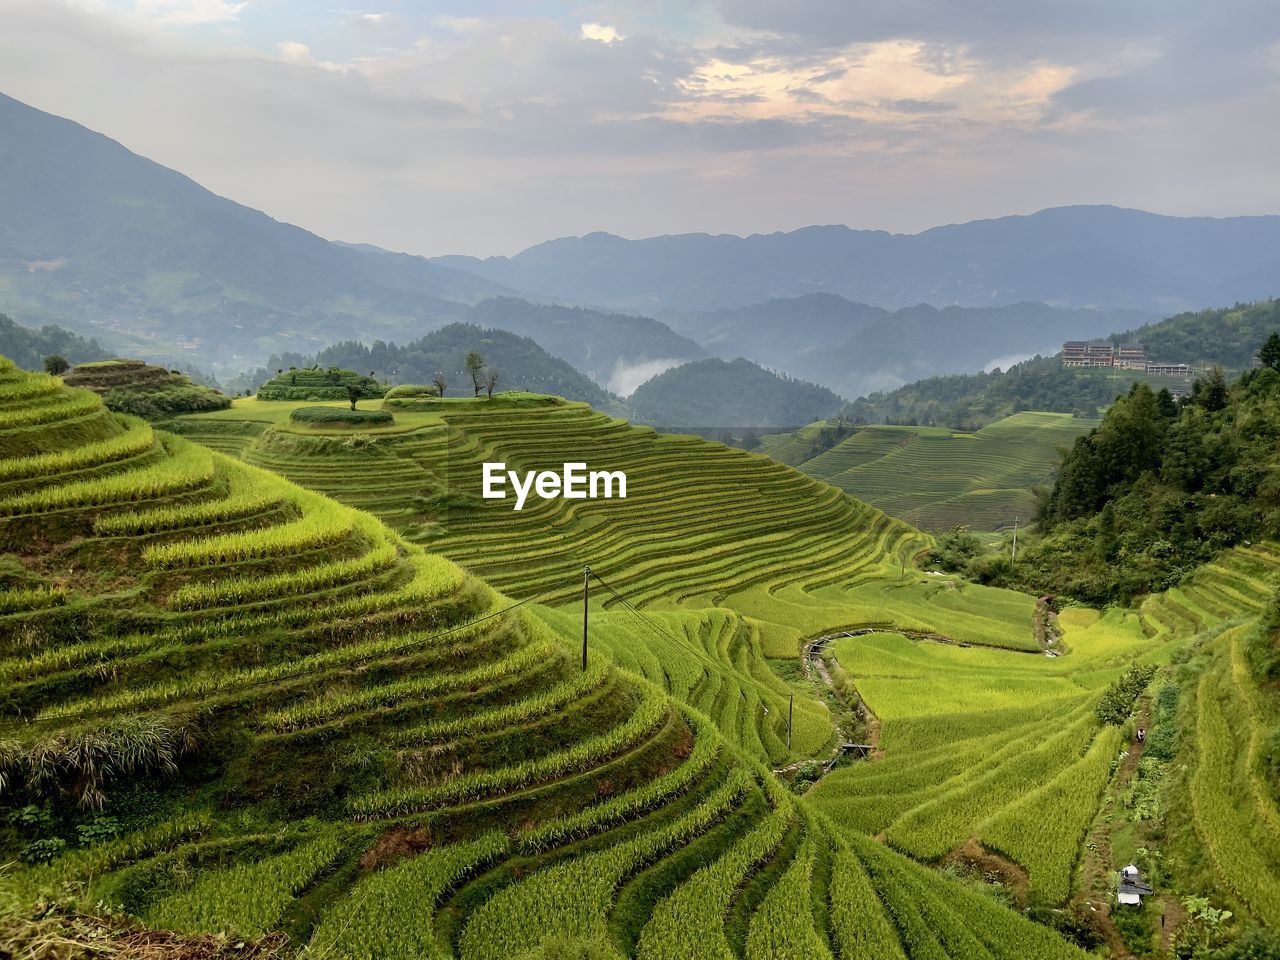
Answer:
668, 294, 1152, 394
0, 92, 510, 368
434, 206, 1280, 315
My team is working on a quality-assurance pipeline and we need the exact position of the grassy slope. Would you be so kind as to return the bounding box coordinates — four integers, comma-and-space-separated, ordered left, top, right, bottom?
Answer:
813, 543, 1280, 920
790, 412, 1098, 532
145, 389, 1280, 944
0, 360, 1092, 960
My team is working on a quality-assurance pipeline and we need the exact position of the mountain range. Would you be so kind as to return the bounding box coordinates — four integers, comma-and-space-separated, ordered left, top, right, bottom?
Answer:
2, 90, 1278, 415
435, 206, 1280, 316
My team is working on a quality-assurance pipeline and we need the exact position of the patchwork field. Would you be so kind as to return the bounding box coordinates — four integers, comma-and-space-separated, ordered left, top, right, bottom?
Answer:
781, 413, 1099, 531
5, 366, 1277, 956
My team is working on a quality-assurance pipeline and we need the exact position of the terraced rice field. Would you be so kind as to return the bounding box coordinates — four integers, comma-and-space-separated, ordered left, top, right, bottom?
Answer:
813, 543, 1280, 910
2, 358, 1106, 958
791, 413, 1098, 531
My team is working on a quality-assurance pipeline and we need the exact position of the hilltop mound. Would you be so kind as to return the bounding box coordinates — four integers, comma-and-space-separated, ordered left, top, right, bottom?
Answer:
630, 357, 844, 428
64, 358, 231, 418
256, 365, 385, 402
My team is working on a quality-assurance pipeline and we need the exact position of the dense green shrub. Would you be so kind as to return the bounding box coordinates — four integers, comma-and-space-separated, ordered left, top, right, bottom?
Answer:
289, 406, 393, 426
257, 366, 385, 401
384, 384, 439, 399
1096, 664, 1157, 725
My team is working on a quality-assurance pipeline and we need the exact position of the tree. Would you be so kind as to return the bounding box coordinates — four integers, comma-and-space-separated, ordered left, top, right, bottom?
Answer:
346, 384, 361, 411
1194, 367, 1230, 412
465, 351, 486, 397
431, 371, 448, 397
43, 354, 69, 376
1261, 332, 1280, 372
484, 368, 500, 399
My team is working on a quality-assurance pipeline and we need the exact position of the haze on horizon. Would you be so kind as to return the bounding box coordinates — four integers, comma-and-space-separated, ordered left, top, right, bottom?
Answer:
1, 0, 1277, 258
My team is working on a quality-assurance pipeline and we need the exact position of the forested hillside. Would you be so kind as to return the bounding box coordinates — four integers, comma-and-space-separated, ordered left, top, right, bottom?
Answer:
629, 357, 844, 427
844, 300, 1280, 429
0, 314, 107, 371
942, 361, 1280, 603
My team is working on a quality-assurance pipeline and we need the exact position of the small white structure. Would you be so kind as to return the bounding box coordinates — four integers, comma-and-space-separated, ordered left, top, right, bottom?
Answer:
1117, 864, 1155, 906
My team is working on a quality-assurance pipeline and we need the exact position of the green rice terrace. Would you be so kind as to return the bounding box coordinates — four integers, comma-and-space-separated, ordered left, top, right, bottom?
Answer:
2, 359, 1278, 958
761, 412, 1098, 532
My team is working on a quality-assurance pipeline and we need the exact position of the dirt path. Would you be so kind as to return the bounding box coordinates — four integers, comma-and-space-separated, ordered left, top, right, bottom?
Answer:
1075, 698, 1152, 958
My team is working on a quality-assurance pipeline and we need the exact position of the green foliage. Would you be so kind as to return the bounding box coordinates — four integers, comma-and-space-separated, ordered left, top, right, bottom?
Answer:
65, 359, 231, 418
287, 406, 393, 426
146, 834, 345, 936
1096, 664, 1156, 725
20, 837, 66, 864
630, 357, 843, 429
43, 354, 69, 376
0, 315, 108, 372
257, 366, 385, 402
384, 383, 439, 399
1209, 926, 1280, 960
930, 526, 984, 571
0, 715, 194, 810
998, 368, 1280, 603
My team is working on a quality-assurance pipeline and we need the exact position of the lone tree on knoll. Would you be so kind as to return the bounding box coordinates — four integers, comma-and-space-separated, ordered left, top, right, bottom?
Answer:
431, 371, 448, 397
465, 351, 486, 397
485, 369, 501, 399
44, 355, 69, 376
346, 384, 361, 411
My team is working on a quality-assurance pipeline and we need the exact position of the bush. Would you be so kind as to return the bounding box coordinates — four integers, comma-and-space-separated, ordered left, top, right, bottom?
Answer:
1096, 664, 1157, 725
385, 384, 440, 399
289, 407, 394, 426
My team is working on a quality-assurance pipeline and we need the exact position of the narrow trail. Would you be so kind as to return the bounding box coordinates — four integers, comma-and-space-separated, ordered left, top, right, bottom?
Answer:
1076, 698, 1152, 959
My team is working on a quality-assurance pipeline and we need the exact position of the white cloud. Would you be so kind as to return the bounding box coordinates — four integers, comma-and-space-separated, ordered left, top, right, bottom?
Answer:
581, 23, 624, 45
133, 0, 246, 26
0, 0, 1275, 258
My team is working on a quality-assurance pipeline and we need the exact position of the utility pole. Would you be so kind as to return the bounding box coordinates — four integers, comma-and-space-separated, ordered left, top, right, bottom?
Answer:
582, 565, 590, 672
1011, 518, 1018, 564
788, 692, 794, 752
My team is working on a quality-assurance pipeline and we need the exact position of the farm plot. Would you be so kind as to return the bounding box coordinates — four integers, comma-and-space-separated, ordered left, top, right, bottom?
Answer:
793, 413, 1097, 532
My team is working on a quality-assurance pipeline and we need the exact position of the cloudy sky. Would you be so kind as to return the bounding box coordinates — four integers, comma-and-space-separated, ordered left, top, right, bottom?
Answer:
2, 0, 1277, 255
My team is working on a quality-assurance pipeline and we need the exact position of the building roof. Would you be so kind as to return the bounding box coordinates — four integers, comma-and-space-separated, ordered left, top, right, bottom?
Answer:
1119, 879, 1155, 896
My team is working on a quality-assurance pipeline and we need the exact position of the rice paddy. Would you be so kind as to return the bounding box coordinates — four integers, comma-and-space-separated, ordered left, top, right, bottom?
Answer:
4, 361, 1277, 956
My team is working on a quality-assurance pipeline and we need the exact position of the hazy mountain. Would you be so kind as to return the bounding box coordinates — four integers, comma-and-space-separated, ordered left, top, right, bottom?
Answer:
466, 298, 704, 394
233, 323, 622, 412
434, 206, 1280, 315
669, 294, 1152, 394
0, 92, 510, 369
630, 357, 844, 428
